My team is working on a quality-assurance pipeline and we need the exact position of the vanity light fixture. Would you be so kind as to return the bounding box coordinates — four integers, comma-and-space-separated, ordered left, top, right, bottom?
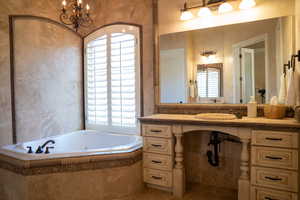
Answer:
60, 0, 92, 32
239, 0, 256, 10
180, 0, 256, 21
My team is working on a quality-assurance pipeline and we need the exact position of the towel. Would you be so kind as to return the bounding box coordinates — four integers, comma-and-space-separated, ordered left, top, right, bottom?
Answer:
286, 68, 296, 106
278, 73, 286, 104
189, 85, 195, 98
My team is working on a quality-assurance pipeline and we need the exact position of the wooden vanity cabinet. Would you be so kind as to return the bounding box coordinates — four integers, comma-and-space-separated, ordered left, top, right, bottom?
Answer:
142, 124, 174, 189
251, 130, 299, 200
139, 115, 300, 200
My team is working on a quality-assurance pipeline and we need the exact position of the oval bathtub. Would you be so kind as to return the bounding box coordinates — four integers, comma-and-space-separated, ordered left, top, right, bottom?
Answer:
0, 130, 143, 200
0, 130, 143, 160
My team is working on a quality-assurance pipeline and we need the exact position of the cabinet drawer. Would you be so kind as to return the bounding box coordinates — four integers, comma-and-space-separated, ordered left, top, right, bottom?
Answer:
251, 187, 297, 200
142, 124, 172, 138
252, 130, 298, 148
143, 168, 172, 188
252, 146, 298, 170
144, 153, 173, 171
143, 137, 173, 155
251, 167, 298, 192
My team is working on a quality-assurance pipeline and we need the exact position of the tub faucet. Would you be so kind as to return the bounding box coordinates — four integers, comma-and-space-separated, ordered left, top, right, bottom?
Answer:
35, 140, 55, 154
41, 140, 55, 149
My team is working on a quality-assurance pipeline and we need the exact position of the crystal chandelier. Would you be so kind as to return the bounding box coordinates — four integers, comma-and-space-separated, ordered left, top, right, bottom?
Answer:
60, 0, 92, 32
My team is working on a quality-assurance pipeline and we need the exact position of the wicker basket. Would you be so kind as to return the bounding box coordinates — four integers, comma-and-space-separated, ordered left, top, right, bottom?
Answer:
263, 105, 286, 119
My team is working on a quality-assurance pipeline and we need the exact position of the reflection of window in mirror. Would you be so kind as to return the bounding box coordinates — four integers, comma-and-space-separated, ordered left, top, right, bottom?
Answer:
196, 63, 223, 103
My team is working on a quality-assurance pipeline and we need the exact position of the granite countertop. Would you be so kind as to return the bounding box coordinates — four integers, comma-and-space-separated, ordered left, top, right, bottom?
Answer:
139, 114, 300, 129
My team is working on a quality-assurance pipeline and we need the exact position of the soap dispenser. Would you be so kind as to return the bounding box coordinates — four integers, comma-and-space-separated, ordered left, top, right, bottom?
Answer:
247, 96, 257, 118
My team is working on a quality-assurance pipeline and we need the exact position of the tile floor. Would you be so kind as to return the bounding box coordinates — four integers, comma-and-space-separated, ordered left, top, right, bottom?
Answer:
124, 184, 237, 200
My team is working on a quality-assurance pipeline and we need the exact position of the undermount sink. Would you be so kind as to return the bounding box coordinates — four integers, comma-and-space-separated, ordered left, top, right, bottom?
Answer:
195, 113, 237, 120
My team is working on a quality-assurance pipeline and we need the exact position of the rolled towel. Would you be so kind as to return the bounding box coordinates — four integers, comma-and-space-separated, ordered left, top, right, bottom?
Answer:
189, 85, 195, 98
278, 73, 286, 104
286, 68, 296, 106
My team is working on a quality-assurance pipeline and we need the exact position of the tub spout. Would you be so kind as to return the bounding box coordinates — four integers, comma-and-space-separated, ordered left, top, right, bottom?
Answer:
41, 140, 55, 149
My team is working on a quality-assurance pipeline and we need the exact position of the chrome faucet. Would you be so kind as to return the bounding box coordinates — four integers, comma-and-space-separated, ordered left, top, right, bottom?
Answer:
35, 140, 55, 154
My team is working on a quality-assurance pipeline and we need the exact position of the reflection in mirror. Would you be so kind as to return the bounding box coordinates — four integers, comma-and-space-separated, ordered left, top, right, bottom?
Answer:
159, 16, 294, 104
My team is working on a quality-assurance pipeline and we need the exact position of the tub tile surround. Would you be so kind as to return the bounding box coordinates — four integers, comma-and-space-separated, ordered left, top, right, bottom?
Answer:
139, 114, 300, 200
0, 149, 142, 176
0, 150, 143, 200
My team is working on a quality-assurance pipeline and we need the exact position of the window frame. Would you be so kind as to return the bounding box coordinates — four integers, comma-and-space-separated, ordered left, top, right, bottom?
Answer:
83, 24, 142, 135
197, 63, 223, 98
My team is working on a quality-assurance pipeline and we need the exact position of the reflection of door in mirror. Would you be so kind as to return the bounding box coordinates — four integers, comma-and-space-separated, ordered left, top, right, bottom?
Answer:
160, 49, 187, 103
241, 48, 255, 103
234, 36, 267, 104
196, 63, 223, 103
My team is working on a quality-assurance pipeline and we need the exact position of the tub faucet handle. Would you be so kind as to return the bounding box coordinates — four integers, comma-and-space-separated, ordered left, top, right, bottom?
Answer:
45, 146, 54, 154
26, 146, 33, 154
35, 146, 43, 154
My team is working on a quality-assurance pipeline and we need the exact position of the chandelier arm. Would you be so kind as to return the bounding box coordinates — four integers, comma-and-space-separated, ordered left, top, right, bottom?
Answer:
59, 13, 74, 26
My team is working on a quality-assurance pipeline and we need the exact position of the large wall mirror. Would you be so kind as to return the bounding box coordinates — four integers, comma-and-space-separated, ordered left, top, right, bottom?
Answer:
159, 16, 295, 104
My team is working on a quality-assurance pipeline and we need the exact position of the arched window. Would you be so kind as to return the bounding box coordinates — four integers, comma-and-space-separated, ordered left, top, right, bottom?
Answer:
84, 24, 141, 134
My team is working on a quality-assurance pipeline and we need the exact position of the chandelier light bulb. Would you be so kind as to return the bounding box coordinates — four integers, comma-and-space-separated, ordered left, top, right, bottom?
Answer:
239, 0, 256, 10
86, 4, 90, 10
62, 0, 67, 7
78, 0, 82, 5
198, 7, 212, 17
180, 10, 194, 21
218, 2, 233, 14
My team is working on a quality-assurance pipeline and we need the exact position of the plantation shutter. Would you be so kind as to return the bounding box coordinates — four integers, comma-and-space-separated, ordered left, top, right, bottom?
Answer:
197, 67, 220, 98
85, 25, 140, 134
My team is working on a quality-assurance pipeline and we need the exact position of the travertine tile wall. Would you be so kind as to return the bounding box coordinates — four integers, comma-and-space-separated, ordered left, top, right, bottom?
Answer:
0, 0, 154, 145
13, 18, 83, 143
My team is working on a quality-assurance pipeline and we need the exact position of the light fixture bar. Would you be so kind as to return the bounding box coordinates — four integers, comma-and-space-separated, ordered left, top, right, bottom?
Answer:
182, 0, 237, 11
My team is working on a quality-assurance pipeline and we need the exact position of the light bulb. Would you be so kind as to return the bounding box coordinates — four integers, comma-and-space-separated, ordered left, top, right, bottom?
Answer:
239, 0, 256, 10
78, 0, 82, 4
198, 7, 212, 18
62, 0, 67, 7
180, 10, 194, 21
218, 2, 233, 14
86, 4, 90, 10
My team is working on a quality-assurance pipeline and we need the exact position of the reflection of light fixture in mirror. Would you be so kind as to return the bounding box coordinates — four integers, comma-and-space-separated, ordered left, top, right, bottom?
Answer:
218, 2, 233, 14
201, 50, 217, 63
181, 0, 194, 21
239, 0, 256, 10
198, 7, 212, 17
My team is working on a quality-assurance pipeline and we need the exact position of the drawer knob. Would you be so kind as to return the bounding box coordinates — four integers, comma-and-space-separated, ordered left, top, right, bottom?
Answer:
264, 197, 278, 200
265, 156, 283, 160
151, 144, 162, 148
151, 160, 162, 164
264, 176, 282, 181
265, 137, 283, 141
151, 175, 162, 180
150, 129, 162, 133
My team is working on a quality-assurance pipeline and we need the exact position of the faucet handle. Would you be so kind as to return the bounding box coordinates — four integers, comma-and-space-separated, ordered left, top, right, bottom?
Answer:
26, 146, 33, 154
45, 146, 54, 154
35, 146, 43, 154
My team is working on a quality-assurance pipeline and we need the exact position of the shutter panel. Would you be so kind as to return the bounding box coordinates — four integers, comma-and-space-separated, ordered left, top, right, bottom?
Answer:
86, 35, 108, 125
207, 68, 220, 97
198, 69, 207, 98
110, 33, 136, 128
